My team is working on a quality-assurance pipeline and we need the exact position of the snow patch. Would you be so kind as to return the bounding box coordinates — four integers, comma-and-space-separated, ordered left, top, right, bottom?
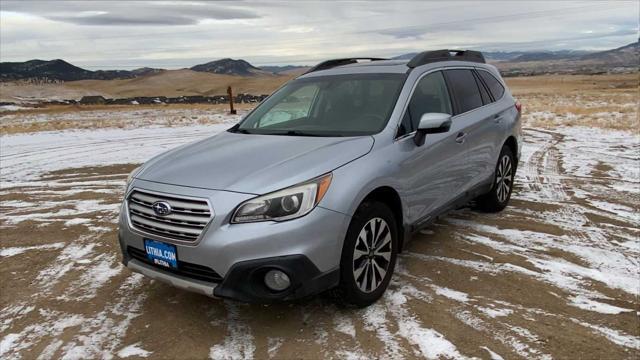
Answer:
209, 302, 255, 360
432, 286, 470, 303
333, 314, 356, 338
117, 343, 151, 358
569, 296, 634, 315
481, 346, 505, 360
0, 242, 65, 257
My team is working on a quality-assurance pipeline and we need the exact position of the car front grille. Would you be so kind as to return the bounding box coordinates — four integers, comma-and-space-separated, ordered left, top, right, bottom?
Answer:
127, 246, 222, 283
127, 189, 212, 243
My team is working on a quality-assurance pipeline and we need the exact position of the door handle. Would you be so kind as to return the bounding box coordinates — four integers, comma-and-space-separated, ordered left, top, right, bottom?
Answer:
494, 114, 503, 123
455, 132, 467, 144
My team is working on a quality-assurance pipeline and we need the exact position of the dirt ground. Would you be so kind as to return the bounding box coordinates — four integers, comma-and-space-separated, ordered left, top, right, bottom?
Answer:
1, 75, 639, 359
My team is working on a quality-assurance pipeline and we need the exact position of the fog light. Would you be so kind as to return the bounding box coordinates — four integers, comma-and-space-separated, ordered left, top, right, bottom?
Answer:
264, 269, 290, 291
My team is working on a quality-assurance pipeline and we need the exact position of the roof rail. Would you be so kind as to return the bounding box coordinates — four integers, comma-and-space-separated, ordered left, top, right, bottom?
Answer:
407, 49, 485, 68
304, 58, 388, 74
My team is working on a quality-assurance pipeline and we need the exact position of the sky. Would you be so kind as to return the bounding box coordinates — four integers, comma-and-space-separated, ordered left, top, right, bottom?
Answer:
0, 0, 638, 70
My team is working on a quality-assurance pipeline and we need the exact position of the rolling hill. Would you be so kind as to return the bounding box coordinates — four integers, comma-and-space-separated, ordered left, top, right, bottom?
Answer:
0, 59, 164, 82
579, 41, 639, 65
190, 58, 271, 76
0, 58, 273, 81
0, 59, 94, 81
63, 69, 291, 98
260, 65, 310, 75
509, 50, 591, 62
496, 40, 639, 76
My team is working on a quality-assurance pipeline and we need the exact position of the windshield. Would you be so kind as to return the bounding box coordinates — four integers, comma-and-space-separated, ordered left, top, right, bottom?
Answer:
235, 73, 406, 137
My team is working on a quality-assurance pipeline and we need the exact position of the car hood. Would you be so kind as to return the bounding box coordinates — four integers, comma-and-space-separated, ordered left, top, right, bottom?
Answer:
136, 131, 374, 194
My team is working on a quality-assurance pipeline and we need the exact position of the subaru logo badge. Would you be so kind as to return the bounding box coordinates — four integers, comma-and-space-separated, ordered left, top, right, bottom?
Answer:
152, 201, 172, 216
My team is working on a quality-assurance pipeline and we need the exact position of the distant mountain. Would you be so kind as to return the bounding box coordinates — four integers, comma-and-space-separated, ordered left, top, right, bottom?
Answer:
579, 41, 639, 65
0, 60, 164, 81
0, 59, 93, 81
483, 51, 527, 61
393, 50, 593, 62
393, 51, 527, 61
2, 41, 636, 82
391, 53, 416, 61
510, 50, 592, 62
190, 58, 269, 76
495, 40, 639, 76
260, 65, 303, 73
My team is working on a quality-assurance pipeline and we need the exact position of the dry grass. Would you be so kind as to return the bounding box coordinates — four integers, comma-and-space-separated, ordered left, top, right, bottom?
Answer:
0, 103, 251, 135
65, 70, 293, 97
506, 73, 639, 131
0, 69, 293, 103
2, 102, 253, 116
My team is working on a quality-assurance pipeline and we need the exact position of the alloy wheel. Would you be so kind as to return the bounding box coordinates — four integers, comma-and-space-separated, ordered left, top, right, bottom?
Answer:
496, 154, 513, 203
352, 217, 392, 293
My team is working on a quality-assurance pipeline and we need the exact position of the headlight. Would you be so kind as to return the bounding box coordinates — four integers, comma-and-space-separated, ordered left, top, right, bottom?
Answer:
232, 173, 332, 223
126, 166, 142, 189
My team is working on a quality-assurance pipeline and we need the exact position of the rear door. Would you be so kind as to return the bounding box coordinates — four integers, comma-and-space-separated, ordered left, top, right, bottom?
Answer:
442, 69, 490, 193
463, 69, 509, 187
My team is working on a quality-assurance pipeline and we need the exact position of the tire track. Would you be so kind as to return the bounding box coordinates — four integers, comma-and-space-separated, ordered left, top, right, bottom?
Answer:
519, 128, 568, 202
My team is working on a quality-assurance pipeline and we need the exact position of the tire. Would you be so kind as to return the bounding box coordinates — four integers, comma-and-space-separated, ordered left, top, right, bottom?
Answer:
477, 145, 516, 212
336, 201, 398, 307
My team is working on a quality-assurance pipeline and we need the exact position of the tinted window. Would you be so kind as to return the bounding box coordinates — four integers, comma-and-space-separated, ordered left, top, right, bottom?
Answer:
478, 70, 505, 100
445, 69, 483, 114
399, 71, 452, 135
473, 71, 492, 105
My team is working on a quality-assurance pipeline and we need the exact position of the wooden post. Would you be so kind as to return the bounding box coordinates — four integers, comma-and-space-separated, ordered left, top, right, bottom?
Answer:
227, 86, 237, 115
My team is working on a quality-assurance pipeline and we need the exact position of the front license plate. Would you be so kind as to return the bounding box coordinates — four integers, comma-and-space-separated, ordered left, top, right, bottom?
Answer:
144, 239, 178, 269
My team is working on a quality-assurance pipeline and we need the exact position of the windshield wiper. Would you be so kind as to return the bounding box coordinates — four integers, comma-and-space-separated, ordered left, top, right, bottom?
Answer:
232, 128, 334, 137
230, 127, 253, 134
278, 130, 327, 137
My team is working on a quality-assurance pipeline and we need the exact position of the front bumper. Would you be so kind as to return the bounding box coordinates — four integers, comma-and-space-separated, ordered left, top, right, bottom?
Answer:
127, 258, 218, 297
119, 179, 350, 302
124, 251, 340, 302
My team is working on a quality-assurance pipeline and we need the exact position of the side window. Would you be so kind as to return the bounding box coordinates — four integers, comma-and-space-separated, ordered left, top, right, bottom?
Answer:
444, 69, 483, 114
473, 71, 492, 105
399, 71, 452, 136
478, 70, 505, 100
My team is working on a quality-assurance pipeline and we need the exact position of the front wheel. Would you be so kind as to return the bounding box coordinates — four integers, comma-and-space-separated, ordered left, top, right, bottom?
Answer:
477, 145, 516, 212
336, 201, 398, 307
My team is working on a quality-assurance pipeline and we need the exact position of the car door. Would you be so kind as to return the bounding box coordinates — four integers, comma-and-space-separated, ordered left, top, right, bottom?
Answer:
394, 71, 469, 226
459, 69, 506, 186
472, 69, 511, 181
442, 69, 490, 193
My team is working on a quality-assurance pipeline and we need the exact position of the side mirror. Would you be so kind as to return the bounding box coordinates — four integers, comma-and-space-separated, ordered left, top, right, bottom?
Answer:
414, 113, 452, 146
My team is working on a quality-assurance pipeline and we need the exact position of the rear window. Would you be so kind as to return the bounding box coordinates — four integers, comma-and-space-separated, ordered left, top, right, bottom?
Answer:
444, 69, 483, 114
478, 70, 505, 100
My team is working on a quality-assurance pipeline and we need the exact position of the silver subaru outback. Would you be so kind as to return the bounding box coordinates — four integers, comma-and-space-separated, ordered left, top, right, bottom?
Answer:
118, 50, 522, 307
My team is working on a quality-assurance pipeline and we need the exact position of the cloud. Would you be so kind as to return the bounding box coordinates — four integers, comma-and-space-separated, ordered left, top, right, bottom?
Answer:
1, 1, 260, 26
376, 28, 426, 40
0, 1, 637, 68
